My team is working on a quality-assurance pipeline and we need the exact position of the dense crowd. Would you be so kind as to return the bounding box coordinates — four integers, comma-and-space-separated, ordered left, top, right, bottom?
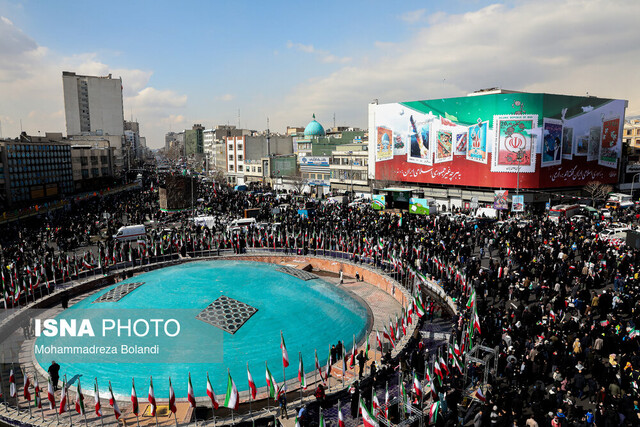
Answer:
2, 176, 640, 427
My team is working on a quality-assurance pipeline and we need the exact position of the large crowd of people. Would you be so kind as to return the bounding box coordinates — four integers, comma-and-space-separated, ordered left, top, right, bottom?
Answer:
1, 175, 640, 427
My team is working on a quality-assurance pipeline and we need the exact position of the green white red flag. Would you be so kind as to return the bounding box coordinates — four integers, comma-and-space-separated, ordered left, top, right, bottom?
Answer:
223, 372, 239, 410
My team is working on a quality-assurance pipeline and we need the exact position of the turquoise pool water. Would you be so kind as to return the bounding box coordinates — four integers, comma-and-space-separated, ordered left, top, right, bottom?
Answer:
35, 260, 369, 399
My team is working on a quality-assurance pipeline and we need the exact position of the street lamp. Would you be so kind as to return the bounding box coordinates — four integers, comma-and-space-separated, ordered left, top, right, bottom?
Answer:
516, 147, 525, 195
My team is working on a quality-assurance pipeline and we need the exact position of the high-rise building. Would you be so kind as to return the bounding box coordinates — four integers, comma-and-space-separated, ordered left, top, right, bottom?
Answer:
62, 72, 125, 137
62, 71, 125, 172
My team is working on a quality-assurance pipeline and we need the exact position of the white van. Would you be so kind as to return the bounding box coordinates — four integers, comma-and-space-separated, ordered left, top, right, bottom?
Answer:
475, 207, 498, 219
113, 225, 146, 242
227, 218, 256, 232
193, 216, 217, 229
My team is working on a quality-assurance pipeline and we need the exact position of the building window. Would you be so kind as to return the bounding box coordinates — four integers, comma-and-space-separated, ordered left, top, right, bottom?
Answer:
229, 165, 234, 171
81, 169, 89, 179
229, 144, 233, 151
237, 144, 242, 151
238, 155, 243, 161
229, 155, 234, 161
238, 165, 243, 172
257, 167, 261, 173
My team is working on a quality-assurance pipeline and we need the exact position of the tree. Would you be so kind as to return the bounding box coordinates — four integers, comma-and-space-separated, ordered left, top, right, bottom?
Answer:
287, 170, 308, 195
584, 181, 612, 206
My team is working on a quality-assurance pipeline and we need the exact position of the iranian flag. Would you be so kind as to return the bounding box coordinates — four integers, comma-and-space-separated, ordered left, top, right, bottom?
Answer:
169, 378, 177, 414
325, 354, 332, 380
281, 331, 289, 368
360, 397, 380, 427
298, 353, 306, 390
75, 379, 85, 415
349, 339, 356, 368
466, 288, 476, 309
33, 376, 41, 409
247, 365, 257, 399
109, 381, 121, 419
376, 330, 383, 351
94, 380, 102, 417
439, 356, 450, 376
319, 410, 325, 427
59, 379, 67, 414
223, 372, 239, 410
429, 401, 440, 424
412, 372, 422, 398
474, 387, 486, 403
373, 393, 381, 417
47, 377, 55, 410
338, 401, 345, 427
206, 373, 219, 410
265, 363, 279, 399
131, 379, 139, 416
414, 295, 425, 318
148, 377, 156, 416
314, 350, 324, 382
400, 379, 408, 413
9, 369, 15, 397
188, 373, 196, 408
23, 373, 31, 402
384, 384, 389, 418
473, 305, 482, 335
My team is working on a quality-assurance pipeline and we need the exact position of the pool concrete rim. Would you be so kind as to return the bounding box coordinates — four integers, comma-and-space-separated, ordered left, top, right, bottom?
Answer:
19, 254, 414, 409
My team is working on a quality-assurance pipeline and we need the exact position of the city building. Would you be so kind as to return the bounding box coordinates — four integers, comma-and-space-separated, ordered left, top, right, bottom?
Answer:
624, 119, 640, 150
0, 134, 74, 208
329, 144, 370, 196
62, 71, 125, 171
70, 140, 114, 191
368, 90, 628, 210
203, 126, 251, 175
295, 114, 366, 196
185, 124, 204, 157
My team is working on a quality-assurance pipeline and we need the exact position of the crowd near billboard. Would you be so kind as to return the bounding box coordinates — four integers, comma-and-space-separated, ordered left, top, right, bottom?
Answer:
369, 93, 627, 188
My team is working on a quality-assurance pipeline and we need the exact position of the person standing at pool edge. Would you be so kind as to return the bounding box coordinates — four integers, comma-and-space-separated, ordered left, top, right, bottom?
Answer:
48, 361, 60, 391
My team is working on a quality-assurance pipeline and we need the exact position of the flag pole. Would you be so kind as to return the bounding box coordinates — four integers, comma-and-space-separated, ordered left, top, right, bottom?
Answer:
151, 377, 158, 427
96, 378, 103, 427
281, 330, 285, 399
65, 375, 73, 426
247, 362, 252, 418
299, 352, 304, 405
22, 368, 31, 418
265, 361, 270, 414
35, 369, 44, 421
0, 353, 7, 410
327, 345, 331, 393
228, 369, 234, 426
14, 364, 20, 415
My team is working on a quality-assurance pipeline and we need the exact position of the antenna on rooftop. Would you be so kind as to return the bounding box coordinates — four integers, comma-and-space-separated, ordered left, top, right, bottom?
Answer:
333, 113, 336, 128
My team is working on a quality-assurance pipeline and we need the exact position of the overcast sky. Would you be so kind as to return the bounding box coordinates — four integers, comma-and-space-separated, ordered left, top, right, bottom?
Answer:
0, 0, 638, 148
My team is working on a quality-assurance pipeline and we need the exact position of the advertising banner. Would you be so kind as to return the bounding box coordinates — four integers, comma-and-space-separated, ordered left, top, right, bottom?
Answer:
409, 198, 430, 215
466, 121, 488, 164
599, 117, 621, 169
376, 127, 393, 161
407, 115, 432, 166
372, 194, 386, 210
512, 195, 524, 212
541, 118, 563, 167
562, 127, 574, 160
494, 190, 509, 210
299, 156, 330, 167
434, 129, 453, 164
371, 94, 626, 189
492, 114, 538, 173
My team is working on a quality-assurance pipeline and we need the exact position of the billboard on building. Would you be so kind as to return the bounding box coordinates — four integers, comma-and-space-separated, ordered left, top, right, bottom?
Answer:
299, 156, 330, 167
494, 190, 509, 210
372, 195, 386, 210
370, 93, 627, 188
409, 198, 429, 215
512, 195, 524, 212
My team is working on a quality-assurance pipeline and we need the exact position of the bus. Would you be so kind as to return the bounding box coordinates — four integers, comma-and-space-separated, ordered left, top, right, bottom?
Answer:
548, 204, 581, 222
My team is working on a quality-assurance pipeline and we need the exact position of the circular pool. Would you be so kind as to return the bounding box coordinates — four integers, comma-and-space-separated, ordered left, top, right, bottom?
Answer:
34, 260, 369, 399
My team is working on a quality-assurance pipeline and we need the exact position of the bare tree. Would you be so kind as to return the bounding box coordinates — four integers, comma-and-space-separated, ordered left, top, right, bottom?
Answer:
584, 181, 613, 206
287, 170, 308, 195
